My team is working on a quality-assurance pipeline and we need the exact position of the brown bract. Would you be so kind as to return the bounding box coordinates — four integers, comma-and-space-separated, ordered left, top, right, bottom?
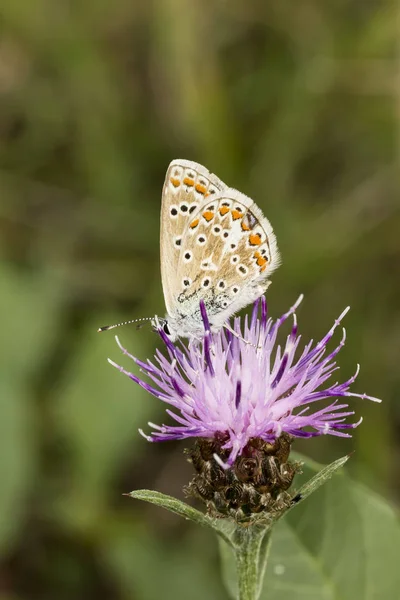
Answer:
184, 433, 302, 523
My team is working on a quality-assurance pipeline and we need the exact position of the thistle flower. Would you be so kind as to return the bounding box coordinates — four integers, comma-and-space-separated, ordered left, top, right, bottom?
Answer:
108, 296, 380, 470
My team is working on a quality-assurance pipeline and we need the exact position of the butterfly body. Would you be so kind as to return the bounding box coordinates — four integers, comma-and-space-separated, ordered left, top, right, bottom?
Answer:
158, 159, 281, 341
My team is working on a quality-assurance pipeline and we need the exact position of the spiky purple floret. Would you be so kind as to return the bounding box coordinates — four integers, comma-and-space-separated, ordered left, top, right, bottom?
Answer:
108, 296, 380, 466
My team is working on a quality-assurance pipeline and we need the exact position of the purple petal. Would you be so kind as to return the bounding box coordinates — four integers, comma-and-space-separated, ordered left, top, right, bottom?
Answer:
109, 296, 379, 457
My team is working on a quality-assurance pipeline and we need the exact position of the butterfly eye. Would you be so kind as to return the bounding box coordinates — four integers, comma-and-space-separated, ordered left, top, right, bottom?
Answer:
163, 322, 171, 335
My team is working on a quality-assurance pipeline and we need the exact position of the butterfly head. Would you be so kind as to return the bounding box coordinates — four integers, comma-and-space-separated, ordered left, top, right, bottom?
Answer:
151, 315, 179, 342
153, 310, 211, 342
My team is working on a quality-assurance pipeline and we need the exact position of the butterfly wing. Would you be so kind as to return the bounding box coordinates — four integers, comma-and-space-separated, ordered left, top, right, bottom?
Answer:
160, 159, 227, 315
169, 187, 281, 335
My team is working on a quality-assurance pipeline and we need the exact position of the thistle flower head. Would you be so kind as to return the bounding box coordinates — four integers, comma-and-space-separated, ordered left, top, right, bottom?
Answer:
109, 296, 380, 468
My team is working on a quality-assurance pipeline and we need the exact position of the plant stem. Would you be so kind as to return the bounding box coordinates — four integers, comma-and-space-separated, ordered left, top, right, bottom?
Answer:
234, 526, 271, 600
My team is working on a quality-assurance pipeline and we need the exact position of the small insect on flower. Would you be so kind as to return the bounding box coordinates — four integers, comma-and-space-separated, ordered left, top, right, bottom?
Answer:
98, 159, 280, 341
108, 296, 380, 519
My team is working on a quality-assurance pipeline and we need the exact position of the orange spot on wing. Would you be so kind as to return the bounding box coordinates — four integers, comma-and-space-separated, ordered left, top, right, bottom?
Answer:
190, 218, 199, 229
256, 256, 268, 267
253, 251, 261, 259
203, 211, 214, 222
184, 177, 195, 187
241, 220, 250, 231
260, 264, 268, 272
219, 206, 230, 216
249, 233, 262, 246
170, 177, 180, 187
231, 209, 242, 220
195, 183, 207, 194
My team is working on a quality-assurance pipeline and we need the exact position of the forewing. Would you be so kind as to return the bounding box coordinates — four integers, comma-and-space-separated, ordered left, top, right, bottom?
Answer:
160, 159, 227, 315
173, 188, 281, 325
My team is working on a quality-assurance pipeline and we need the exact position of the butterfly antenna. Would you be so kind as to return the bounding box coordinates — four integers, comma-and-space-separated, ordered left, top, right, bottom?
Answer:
97, 316, 154, 333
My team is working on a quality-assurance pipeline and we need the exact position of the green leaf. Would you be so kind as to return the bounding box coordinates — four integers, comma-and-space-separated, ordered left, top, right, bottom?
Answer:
0, 262, 66, 377
260, 455, 400, 599
286, 454, 350, 511
0, 265, 58, 552
0, 379, 37, 553
128, 490, 234, 547
218, 537, 238, 600
101, 518, 225, 600
54, 323, 159, 527
215, 454, 400, 599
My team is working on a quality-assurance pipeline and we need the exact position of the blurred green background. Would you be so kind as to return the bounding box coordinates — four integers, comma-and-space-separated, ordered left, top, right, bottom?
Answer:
0, 1, 398, 598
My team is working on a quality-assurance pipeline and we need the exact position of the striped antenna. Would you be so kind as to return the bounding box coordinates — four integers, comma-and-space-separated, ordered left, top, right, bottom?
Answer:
97, 316, 154, 333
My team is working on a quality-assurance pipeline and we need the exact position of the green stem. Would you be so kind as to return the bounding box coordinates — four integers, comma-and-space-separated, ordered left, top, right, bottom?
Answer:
234, 527, 271, 600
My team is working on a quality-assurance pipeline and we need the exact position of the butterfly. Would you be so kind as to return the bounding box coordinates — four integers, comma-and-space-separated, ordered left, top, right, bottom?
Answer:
99, 159, 280, 339
157, 159, 280, 340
